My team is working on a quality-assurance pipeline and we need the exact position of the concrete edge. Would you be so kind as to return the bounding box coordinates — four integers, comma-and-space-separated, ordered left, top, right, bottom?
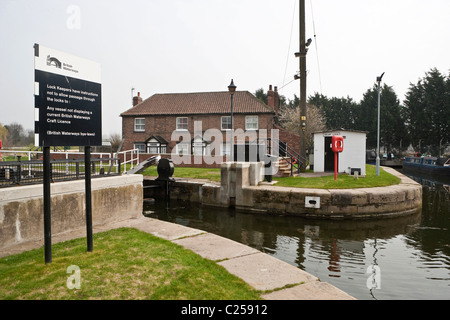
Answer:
0, 215, 356, 300
0, 174, 144, 202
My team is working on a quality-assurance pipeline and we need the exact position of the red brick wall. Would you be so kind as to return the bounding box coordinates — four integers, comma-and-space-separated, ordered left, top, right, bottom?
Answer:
121, 113, 276, 154
275, 124, 301, 155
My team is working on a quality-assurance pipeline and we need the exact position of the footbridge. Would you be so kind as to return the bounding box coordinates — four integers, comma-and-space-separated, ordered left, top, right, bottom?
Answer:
125, 155, 160, 175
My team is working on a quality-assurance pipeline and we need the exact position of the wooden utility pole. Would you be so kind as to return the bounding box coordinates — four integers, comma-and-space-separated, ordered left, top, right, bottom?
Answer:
299, 0, 307, 171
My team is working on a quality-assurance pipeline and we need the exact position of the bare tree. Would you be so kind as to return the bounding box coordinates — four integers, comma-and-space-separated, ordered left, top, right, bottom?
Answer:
0, 123, 8, 143
109, 133, 123, 152
279, 103, 326, 152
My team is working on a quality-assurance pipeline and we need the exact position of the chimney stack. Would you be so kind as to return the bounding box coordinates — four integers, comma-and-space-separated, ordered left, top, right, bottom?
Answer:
274, 86, 279, 117
133, 92, 142, 107
267, 85, 279, 117
267, 85, 274, 108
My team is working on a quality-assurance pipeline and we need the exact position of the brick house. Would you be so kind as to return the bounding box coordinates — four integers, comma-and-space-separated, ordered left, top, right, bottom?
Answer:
120, 86, 300, 165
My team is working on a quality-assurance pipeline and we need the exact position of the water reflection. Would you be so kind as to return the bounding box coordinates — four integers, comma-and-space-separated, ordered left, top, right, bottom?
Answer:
144, 173, 450, 300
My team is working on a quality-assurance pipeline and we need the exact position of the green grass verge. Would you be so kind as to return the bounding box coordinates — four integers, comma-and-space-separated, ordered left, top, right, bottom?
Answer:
141, 164, 400, 189
0, 228, 261, 300
142, 166, 221, 182
274, 165, 400, 189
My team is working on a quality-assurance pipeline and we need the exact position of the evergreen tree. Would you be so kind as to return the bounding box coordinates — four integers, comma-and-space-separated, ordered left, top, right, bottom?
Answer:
357, 84, 406, 150
403, 68, 449, 154
254, 88, 267, 105
308, 93, 358, 131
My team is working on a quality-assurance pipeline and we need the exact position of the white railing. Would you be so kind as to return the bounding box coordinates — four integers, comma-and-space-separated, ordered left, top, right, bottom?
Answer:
0, 149, 115, 176
0, 149, 112, 160
0, 148, 141, 174
113, 149, 140, 173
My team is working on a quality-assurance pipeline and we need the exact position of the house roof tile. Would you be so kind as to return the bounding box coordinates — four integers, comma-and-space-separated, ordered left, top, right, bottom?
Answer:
120, 91, 274, 116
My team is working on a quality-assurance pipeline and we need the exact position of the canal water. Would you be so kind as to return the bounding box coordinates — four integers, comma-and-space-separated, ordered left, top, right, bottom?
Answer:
143, 171, 450, 300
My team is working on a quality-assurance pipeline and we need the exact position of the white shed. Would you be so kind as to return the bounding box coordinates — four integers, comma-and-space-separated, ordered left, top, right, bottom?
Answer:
313, 129, 367, 176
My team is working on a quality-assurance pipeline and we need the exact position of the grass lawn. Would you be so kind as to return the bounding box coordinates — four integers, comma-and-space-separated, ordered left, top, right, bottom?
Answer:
0, 228, 261, 300
142, 166, 221, 182
141, 164, 400, 189
274, 165, 400, 189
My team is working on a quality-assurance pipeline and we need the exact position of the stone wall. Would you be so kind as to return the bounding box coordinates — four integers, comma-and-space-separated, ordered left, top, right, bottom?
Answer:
145, 164, 422, 220
0, 174, 143, 250
218, 165, 422, 218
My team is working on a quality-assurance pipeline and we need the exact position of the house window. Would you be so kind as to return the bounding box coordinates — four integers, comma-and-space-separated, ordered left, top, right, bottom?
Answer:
134, 143, 146, 153
221, 116, 232, 130
145, 136, 168, 154
176, 142, 190, 155
134, 118, 145, 132
148, 142, 159, 154
176, 117, 188, 131
245, 115, 258, 130
147, 143, 167, 154
193, 142, 204, 156
221, 142, 231, 156
192, 136, 210, 156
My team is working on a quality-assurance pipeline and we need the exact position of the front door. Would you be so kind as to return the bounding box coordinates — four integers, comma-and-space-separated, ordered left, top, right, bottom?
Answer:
324, 136, 336, 171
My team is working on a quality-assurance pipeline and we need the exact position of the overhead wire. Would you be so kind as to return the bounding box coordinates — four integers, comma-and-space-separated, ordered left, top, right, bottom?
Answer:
278, 78, 296, 91
310, 0, 323, 94
279, 0, 323, 95
281, 0, 297, 89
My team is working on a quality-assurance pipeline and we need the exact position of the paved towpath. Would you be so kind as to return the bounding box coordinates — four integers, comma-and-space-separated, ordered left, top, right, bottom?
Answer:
1, 215, 355, 300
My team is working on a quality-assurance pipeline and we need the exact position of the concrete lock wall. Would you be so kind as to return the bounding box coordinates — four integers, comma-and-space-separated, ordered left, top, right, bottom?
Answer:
0, 174, 143, 250
211, 164, 422, 218
152, 162, 422, 219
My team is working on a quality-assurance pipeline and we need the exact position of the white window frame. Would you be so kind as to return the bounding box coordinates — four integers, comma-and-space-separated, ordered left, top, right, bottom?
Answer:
245, 115, 258, 130
148, 142, 160, 154
134, 118, 145, 132
176, 117, 188, 131
176, 143, 190, 155
221, 116, 232, 131
192, 136, 209, 156
134, 143, 146, 153
221, 142, 231, 156
192, 142, 204, 156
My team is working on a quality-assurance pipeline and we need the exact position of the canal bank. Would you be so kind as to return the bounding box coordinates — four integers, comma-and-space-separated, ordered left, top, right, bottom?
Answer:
1, 214, 355, 300
144, 173, 449, 300
144, 164, 422, 219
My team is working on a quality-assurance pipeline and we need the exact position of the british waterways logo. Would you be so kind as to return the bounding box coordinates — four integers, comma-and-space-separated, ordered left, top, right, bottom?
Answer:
46, 54, 79, 74
47, 55, 62, 68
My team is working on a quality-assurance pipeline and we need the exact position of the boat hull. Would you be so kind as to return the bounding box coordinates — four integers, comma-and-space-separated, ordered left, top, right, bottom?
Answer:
403, 157, 450, 177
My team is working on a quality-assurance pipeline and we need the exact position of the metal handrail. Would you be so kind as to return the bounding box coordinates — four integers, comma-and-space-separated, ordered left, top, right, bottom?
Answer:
113, 148, 140, 173
0, 158, 121, 188
279, 143, 309, 174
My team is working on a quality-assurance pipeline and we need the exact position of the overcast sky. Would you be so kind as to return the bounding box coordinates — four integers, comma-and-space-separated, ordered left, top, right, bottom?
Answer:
1, 0, 449, 137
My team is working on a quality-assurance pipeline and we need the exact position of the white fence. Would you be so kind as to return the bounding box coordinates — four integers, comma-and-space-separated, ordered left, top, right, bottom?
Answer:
113, 149, 140, 173
0, 148, 140, 173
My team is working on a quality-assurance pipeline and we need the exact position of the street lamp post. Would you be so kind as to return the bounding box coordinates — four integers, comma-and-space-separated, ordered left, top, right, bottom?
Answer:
376, 72, 385, 176
228, 79, 236, 162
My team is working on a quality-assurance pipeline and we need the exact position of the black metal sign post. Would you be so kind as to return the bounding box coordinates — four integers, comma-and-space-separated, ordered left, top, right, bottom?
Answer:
85, 146, 93, 252
34, 44, 101, 262
43, 146, 52, 263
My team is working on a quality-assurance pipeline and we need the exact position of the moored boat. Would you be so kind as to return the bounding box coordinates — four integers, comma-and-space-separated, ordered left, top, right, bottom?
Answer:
403, 156, 450, 176
381, 158, 403, 168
